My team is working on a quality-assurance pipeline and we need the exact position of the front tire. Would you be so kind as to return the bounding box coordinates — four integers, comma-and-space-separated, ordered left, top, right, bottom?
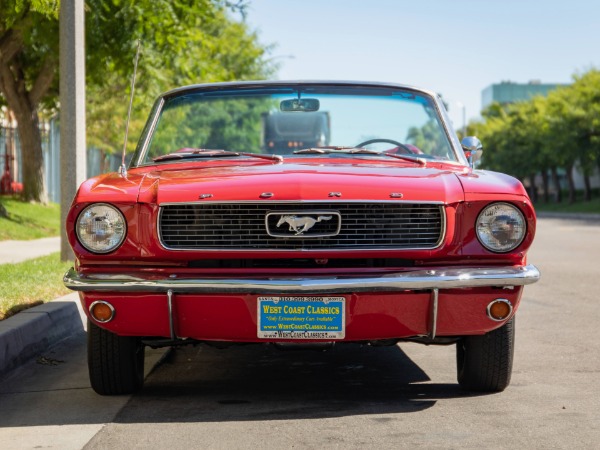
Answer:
456, 318, 515, 392
88, 320, 145, 395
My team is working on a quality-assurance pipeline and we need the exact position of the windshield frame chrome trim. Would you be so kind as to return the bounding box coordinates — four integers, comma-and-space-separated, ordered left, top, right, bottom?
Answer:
133, 97, 165, 167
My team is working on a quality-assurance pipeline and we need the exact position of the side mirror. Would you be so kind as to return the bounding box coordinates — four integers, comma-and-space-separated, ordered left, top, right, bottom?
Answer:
461, 136, 483, 168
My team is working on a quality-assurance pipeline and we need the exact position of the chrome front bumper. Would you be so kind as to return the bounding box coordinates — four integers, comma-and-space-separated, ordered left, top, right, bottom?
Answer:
64, 264, 540, 295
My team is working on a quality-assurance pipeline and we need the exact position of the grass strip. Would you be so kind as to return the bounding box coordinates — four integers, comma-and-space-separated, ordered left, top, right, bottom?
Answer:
0, 196, 61, 241
0, 253, 72, 320
534, 197, 600, 214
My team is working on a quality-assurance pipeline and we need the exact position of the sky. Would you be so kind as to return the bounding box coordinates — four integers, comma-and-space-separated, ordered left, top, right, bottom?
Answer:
244, 0, 599, 132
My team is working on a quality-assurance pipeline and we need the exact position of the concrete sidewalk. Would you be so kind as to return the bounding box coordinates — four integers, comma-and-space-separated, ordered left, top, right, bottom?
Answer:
0, 236, 61, 264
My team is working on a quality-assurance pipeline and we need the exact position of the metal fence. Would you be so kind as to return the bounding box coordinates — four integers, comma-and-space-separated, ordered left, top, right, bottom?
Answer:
1, 118, 126, 203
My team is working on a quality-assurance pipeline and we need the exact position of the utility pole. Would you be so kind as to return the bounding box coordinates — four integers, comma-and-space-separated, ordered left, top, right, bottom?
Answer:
59, 0, 87, 261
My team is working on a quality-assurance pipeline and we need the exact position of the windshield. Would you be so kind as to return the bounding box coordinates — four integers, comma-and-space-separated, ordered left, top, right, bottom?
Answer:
139, 84, 458, 165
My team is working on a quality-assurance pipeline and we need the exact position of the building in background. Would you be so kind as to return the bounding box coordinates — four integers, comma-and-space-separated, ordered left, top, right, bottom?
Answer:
481, 80, 569, 110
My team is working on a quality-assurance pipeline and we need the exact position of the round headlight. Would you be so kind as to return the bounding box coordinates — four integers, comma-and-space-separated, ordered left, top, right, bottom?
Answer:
76, 203, 126, 253
476, 202, 526, 253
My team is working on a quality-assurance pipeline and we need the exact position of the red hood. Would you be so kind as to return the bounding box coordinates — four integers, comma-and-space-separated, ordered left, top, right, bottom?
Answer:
456, 169, 529, 198
133, 160, 467, 205
75, 172, 145, 204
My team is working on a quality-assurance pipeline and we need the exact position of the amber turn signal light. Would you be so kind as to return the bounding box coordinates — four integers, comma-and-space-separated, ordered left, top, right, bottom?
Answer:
487, 299, 512, 322
89, 301, 115, 323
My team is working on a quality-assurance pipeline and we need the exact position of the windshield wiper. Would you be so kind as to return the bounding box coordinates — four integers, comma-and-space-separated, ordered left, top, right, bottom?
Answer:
294, 147, 380, 155
240, 152, 283, 163
293, 148, 329, 154
152, 149, 283, 163
152, 149, 239, 162
293, 146, 363, 154
293, 146, 426, 165
382, 153, 427, 166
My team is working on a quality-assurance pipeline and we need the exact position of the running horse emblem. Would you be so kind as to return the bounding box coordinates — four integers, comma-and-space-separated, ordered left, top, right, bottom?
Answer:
276, 215, 332, 235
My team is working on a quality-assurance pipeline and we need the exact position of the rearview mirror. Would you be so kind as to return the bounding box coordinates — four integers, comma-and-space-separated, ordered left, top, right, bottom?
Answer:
280, 98, 320, 112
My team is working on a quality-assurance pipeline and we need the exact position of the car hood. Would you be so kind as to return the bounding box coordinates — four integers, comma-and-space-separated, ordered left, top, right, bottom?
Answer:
456, 169, 529, 198
135, 160, 467, 205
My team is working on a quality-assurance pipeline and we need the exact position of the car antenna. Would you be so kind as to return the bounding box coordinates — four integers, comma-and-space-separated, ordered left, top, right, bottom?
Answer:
119, 40, 142, 178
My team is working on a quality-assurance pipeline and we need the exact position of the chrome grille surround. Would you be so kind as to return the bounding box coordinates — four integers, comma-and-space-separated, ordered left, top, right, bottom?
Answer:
158, 201, 446, 251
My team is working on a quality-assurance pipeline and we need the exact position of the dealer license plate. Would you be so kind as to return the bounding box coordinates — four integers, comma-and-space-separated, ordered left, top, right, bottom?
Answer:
257, 297, 346, 339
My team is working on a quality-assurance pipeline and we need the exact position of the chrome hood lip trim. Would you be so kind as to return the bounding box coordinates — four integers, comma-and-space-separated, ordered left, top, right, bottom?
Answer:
64, 265, 540, 295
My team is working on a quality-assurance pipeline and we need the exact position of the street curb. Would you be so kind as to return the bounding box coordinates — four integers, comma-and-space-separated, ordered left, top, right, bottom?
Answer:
0, 293, 85, 378
536, 212, 600, 221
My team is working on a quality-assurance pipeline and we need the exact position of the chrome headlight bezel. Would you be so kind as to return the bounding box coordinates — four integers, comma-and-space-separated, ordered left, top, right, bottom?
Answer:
75, 203, 127, 254
476, 202, 526, 253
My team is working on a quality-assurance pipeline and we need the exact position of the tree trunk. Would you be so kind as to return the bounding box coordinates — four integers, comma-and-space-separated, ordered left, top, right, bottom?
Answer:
0, 35, 55, 204
550, 166, 562, 203
100, 149, 109, 174
541, 170, 550, 203
583, 174, 592, 201
528, 174, 538, 203
12, 107, 48, 203
565, 164, 576, 204
597, 160, 600, 194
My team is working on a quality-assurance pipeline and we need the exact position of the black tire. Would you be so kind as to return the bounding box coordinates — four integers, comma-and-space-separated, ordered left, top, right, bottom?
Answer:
88, 320, 145, 395
456, 317, 515, 392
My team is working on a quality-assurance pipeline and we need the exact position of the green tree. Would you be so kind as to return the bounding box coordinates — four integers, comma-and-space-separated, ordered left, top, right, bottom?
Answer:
517, 97, 558, 203
0, 0, 272, 202
545, 71, 600, 203
477, 98, 566, 203
86, 1, 273, 157
0, 0, 59, 203
553, 70, 600, 201
475, 101, 542, 200
476, 69, 600, 204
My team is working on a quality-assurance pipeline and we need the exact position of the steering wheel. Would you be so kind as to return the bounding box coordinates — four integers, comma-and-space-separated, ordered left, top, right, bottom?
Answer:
355, 138, 413, 154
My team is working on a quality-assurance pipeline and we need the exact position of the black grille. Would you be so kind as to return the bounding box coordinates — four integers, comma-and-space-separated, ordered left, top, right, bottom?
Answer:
159, 202, 444, 250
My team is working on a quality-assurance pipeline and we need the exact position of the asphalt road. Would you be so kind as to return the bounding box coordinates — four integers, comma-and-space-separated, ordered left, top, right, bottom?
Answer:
1, 217, 599, 449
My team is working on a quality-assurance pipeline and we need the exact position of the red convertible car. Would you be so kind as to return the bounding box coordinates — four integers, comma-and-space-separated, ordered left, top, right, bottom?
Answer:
64, 81, 540, 395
